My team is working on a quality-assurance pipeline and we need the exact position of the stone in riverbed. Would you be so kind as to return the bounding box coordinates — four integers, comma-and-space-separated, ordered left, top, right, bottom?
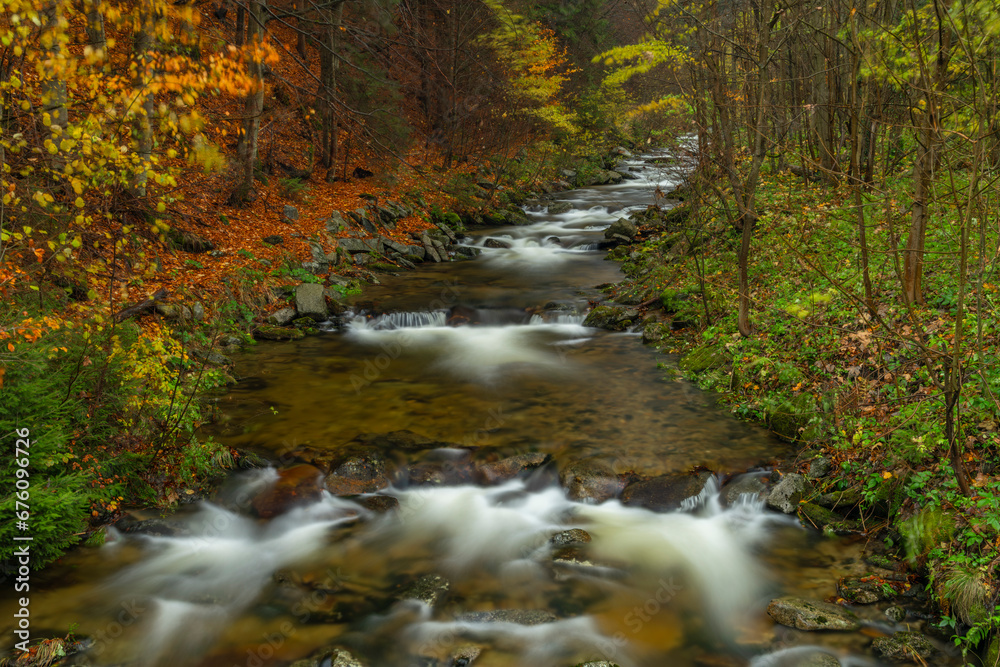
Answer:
766, 473, 806, 513
324, 449, 391, 495
253, 324, 306, 341
721, 474, 768, 506
547, 201, 572, 214
838, 576, 893, 604
766, 596, 860, 631
399, 573, 450, 607
289, 648, 365, 667
252, 464, 324, 518
356, 494, 399, 513
559, 459, 625, 504
621, 472, 712, 512
550, 528, 591, 548
603, 218, 637, 242
476, 453, 550, 484
456, 609, 556, 625
872, 631, 936, 662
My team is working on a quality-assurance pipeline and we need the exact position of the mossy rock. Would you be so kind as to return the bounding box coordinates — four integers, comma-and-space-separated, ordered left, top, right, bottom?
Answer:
872, 631, 935, 662
254, 325, 305, 341
678, 343, 730, 373
799, 502, 860, 535
583, 305, 639, 331
767, 393, 819, 442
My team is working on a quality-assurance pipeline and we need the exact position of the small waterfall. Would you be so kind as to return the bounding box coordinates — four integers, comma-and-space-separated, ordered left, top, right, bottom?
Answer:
349, 311, 449, 330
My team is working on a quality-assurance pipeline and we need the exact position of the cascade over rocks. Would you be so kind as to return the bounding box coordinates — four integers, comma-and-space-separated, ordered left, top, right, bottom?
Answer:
251, 464, 324, 518
621, 472, 713, 511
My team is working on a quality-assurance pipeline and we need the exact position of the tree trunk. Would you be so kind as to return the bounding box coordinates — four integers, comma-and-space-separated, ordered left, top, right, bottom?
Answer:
84, 0, 106, 52
231, 0, 264, 205
131, 0, 155, 198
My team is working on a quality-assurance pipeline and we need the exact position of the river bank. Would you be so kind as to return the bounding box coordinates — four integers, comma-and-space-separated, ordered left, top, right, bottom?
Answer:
584, 161, 1000, 663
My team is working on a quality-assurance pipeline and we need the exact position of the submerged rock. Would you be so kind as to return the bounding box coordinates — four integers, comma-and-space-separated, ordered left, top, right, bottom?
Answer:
872, 631, 935, 662
766, 596, 860, 631
252, 464, 324, 518
766, 473, 806, 514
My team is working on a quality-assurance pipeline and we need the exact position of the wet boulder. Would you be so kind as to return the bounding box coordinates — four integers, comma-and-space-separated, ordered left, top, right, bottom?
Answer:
550, 529, 591, 548
399, 573, 450, 607
766, 473, 806, 514
547, 201, 572, 215
289, 648, 366, 667
559, 458, 625, 504
721, 475, 768, 506
621, 472, 712, 512
483, 237, 512, 249
252, 464, 324, 518
872, 631, 935, 662
476, 453, 551, 484
603, 218, 637, 243
325, 449, 392, 495
766, 596, 860, 631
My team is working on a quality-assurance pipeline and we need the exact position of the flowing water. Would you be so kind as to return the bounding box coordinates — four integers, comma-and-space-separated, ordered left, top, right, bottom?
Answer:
1, 155, 955, 666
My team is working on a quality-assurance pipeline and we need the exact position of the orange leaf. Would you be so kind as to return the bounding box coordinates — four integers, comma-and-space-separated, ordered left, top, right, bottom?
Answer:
33, 248, 44, 263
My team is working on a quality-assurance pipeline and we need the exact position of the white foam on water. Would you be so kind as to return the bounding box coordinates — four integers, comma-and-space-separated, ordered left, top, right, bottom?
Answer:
344, 314, 590, 382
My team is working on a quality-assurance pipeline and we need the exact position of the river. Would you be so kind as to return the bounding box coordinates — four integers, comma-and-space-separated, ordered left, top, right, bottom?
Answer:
0, 154, 951, 667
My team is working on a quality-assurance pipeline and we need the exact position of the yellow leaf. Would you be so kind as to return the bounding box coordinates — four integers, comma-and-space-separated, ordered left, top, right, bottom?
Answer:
881, 471, 892, 479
